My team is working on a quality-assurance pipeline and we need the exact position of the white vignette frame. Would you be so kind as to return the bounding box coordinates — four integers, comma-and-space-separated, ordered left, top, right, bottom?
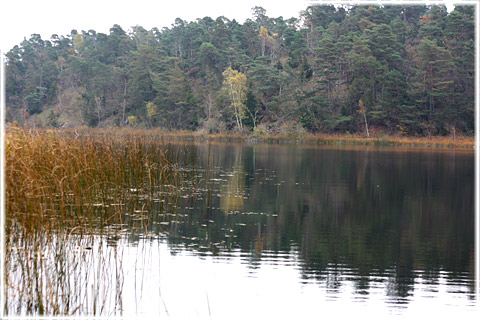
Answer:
0, 0, 478, 319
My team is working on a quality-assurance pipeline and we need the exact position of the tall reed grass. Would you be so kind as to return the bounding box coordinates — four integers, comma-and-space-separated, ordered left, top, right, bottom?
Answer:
4, 127, 189, 316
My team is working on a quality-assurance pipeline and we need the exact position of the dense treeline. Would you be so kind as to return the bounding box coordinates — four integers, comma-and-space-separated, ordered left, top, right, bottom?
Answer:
5, 5, 475, 136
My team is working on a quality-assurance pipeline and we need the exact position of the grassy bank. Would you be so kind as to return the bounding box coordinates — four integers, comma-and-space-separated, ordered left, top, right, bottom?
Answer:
43, 126, 475, 149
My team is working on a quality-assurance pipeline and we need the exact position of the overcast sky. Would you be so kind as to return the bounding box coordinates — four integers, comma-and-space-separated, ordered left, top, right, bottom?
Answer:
0, 0, 309, 52
0, 0, 460, 53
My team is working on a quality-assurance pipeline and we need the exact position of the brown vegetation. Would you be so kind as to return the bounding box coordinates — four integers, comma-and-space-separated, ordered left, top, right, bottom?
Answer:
40, 126, 474, 149
4, 127, 185, 315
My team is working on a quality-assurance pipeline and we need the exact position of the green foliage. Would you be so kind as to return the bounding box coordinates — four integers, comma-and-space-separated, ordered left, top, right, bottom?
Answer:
198, 42, 220, 70
4, 5, 474, 136
73, 33, 85, 55
46, 110, 59, 128
146, 102, 159, 119
127, 115, 138, 127
252, 124, 268, 139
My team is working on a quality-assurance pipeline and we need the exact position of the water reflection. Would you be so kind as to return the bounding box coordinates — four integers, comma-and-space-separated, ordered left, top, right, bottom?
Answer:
172, 144, 475, 299
127, 143, 473, 314
6, 141, 476, 316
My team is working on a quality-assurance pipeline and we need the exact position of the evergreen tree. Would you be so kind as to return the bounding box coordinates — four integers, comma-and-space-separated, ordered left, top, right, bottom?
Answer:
3, 5, 474, 136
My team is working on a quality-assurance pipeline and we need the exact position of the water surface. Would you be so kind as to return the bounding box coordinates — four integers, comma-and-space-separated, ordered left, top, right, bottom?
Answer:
6, 142, 477, 317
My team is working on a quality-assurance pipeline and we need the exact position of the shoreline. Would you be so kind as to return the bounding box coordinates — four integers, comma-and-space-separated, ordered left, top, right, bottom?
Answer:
10, 126, 475, 149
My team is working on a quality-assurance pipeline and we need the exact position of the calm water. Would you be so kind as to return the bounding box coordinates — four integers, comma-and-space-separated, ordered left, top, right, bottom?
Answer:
6, 142, 477, 318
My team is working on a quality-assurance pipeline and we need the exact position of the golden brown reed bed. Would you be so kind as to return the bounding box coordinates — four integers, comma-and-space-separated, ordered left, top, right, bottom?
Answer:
5, 126, 183, 229
4, 127, 186, 316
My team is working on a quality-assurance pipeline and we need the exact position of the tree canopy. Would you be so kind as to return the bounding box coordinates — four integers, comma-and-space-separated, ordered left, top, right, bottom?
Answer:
5, 5, 475, 136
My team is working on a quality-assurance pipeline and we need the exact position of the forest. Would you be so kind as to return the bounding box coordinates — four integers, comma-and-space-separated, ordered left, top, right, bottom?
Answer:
4, 5, 475, 137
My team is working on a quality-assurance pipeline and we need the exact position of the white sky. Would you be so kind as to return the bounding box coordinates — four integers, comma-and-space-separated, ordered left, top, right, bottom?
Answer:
0, 0, 308, 52
0, 0, 460, 53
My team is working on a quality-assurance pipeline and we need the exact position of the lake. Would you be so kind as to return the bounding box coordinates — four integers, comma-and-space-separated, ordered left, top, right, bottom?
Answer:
4, 140, 477, 318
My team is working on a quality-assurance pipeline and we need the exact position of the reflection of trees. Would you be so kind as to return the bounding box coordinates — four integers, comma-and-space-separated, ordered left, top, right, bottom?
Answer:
22, 140, 470, 303
91, 142, 473, 300
220, 147, 245, 212
170, 144, 474, 299
283, 148, 473, 297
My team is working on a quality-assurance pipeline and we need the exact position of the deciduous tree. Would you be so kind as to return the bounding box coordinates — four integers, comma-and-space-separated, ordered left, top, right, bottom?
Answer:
222, 67, 247, 132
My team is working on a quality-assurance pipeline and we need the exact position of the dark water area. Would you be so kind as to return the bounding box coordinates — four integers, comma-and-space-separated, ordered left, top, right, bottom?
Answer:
6, 142, 477, 318
160, 143, 476, 316
124, 142, 476, 317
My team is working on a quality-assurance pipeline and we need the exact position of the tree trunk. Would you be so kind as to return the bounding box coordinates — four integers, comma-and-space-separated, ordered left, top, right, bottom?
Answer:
230, 83, 243, 132
261, 38, 266, 57
95, 96, 102, 124
363, 112, 370, 138
122, 78, 127, 125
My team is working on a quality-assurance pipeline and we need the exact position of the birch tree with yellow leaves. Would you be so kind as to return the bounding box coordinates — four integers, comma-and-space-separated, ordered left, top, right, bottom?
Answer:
222, 67, 247, 133
258, 26, 269, 57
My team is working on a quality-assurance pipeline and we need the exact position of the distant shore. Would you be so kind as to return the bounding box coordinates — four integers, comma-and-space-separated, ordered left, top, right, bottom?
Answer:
18, 126, 473, 149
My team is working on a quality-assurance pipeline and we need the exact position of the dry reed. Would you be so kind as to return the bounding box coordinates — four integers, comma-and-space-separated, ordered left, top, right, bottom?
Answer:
4, 126, 187, 316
